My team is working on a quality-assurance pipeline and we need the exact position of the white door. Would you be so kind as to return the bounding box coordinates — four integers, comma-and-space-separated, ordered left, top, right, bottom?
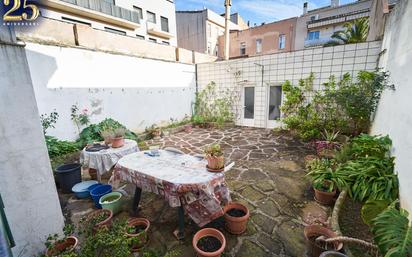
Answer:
267, 85, 282, 128
242, 86, 255, 126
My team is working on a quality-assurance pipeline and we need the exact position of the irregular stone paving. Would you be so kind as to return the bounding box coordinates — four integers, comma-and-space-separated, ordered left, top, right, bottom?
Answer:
63, 127, 332, 257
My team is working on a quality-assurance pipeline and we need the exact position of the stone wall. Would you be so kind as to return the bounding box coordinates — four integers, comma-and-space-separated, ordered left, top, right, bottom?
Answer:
197, 41, 381, 129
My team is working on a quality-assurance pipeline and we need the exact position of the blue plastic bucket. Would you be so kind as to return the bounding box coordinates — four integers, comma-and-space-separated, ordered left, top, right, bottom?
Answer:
72, 180, 98, 198
90, 184, 112, 208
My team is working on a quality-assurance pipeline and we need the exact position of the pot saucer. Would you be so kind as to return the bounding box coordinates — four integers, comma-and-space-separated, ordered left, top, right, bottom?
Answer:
206, 165, 224, 173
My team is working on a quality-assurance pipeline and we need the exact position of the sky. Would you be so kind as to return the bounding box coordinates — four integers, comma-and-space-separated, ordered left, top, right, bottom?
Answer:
175, 0, 357, 25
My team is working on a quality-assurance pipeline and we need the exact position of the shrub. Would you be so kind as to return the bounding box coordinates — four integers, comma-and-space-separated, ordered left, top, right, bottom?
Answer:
281, 70, 393, 140
45, 136, 79, 158
40, 111, 59, 134
77, 118, 137, 147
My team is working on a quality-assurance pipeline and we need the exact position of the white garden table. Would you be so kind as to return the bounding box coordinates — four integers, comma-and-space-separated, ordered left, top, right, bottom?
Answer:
80, 139, 138, 181
109, 150, 231, 239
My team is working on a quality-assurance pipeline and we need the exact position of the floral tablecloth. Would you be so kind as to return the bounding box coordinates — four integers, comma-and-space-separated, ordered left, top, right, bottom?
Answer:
109, 150, 231, 227
80, 139, 139, 176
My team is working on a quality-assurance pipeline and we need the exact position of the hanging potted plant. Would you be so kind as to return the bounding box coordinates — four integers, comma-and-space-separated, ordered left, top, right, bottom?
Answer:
224, 202, 250, 235
304, 225, 343, 257
204, 143, 224, 172
125, 218, 150, 252
306, 159, 339, 205
193, 228, 226, 257
100, 129, 114, 145
111, 128, 126, 148
45, 225, 78, 257
315, 130, 341, 158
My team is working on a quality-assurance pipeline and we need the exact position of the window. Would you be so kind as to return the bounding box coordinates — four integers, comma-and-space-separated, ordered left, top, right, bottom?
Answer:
162, 41, 170, 45
147, 11, 156, 23
207, 42, 212, 54
149, 38, 157, 43
307, 31, 320, 40
215, 44, 218, 56
61, 16, 91, 26
268, 86, 282, 120
136, 34, 145, 40
240, 42, 246, 55
161, 16, 169, 32
133, 6, 143, 20
104, 27, 126, 35
278, 34, 286, 49
256, 39, 262, 53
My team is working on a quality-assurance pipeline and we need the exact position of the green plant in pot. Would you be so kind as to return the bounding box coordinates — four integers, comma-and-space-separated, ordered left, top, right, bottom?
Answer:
316, 130, 341, 158
45, 224, 78, 257
204, 143, 224, 172
111, 128, 126, 148
100, 129, 114, 145
307, 159, 340, 205
125, 218, 150, 252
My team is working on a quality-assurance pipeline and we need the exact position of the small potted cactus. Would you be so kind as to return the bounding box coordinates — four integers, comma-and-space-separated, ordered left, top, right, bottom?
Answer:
204, 143, 224, 172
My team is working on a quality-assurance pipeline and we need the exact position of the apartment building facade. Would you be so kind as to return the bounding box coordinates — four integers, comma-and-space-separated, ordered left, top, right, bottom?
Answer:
40, 0, 177, 46
217, 17, 297, 59
295, 0, 372, 49
176, 9, 245, 56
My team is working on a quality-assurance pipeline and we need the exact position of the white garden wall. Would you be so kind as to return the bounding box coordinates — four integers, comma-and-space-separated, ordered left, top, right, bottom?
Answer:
25, 43, 196, 141
371, 0, 412, 214
197, 41, 381, 128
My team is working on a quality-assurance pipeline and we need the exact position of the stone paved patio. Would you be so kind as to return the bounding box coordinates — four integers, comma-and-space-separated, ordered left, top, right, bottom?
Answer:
63, 126, 331, 257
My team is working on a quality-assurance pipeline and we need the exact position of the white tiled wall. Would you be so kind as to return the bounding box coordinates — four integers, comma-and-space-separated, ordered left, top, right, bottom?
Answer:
197, 41, 382, 128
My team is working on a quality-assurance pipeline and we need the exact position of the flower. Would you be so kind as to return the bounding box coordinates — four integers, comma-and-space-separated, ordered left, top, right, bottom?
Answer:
82, 108, 88, 114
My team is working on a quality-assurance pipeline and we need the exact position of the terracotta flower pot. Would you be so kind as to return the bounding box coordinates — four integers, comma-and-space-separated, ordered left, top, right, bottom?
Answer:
45, 236, 78, 256
193, 228, 226, 257
85, 209, 113, 231
184, 124, 193, 133
314, 187, 337, 206
111, 137, 125, 148
103, 137, 112, 145
206, 155, 224, 171
126, 218, 150, 251
304, 225, 343, 257
152, 129, 161, 138
224, 202, 250, 235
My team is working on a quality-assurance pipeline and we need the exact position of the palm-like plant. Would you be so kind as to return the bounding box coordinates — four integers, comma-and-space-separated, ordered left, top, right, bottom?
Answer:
332, 17, 369, 44
371, 202, 412, 257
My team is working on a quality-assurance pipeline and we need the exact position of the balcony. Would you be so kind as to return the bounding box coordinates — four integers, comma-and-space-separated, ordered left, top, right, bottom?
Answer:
307, 9, 369, 29
304, 37, 341, 48
42, 0, 140, 29
146, 22, 174, 39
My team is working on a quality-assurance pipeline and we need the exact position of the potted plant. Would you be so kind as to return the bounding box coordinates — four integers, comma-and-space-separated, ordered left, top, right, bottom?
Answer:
82, 209, 113, 233
126, 218, 150, 252
184, 124, 193, 133
45, 225, 78, 257
306, 159, 338, 205
304, 225, 343, 257
111, 128, 126, 148
315, 130, 341, 158
223, 202, 250, 235
192, 228, 226, 257
100, 129, 114, 145
204, 144, 224, 172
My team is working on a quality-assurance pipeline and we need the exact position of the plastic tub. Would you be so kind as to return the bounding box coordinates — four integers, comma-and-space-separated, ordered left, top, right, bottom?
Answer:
90, 184, 112, 208
55, 163, 82, 193
99, 192, 123, 214
87, 183, 101, 193
72, 180, 98, 198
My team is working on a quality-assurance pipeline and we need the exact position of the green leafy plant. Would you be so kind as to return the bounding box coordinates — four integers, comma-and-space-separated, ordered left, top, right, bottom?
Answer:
371, 201, 412, 257
71, 104, 91, 134
113, 128, 126, 138
332, 17, 369, 44
349, 134, 392, 159
77, 118, 137, 147
194, 81, 237, 127
361, 199, 391, 226
306, 158, 345, 193
45, 136, 79, 158
40, 111, 59, 134
204, 143, 223, 157
44, 224, 77, 257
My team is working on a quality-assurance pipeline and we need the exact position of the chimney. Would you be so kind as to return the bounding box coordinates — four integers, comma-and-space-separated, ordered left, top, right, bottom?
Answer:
331, 0, 339, 7
303, 2, 308, 14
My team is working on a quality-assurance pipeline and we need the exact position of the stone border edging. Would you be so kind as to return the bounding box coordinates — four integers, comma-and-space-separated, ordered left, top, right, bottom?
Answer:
330, 190, 353, 257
